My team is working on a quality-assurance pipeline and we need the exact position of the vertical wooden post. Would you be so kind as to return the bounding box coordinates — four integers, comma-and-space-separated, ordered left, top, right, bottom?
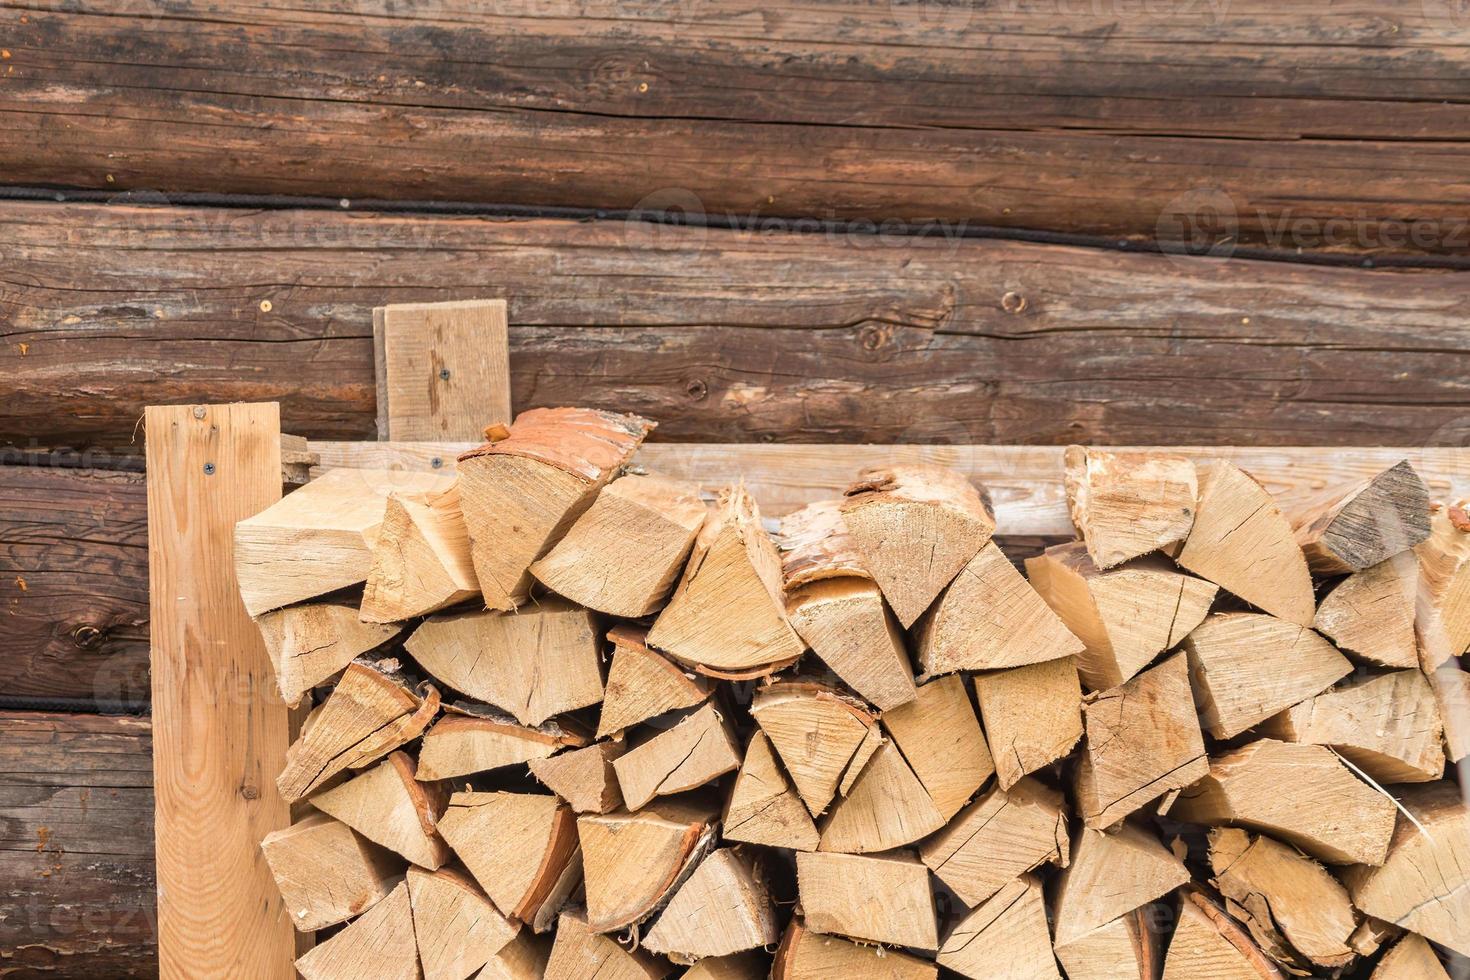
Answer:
146, 402, 296, 980
374, 298, 512, 440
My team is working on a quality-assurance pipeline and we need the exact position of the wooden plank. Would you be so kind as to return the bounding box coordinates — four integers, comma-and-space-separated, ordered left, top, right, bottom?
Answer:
374, 299, 511, 441
3, 3, 1469, 254
144, 403, 295, 980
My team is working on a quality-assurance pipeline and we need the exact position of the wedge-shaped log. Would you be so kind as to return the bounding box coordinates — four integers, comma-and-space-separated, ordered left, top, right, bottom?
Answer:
360, 484, 479, 622
938, 874, 1059, 980
774, 919, 938, 980
309, 750, 450, 869
477, 932, 552, 980
1293, 460, 1430, 576
1064, 446, 1198, 569
528, 741, 626, 814
405, 600, 602, 727
1313, 553, 1419, 668
1172, 739, 1397, 866
879, 673, 994, 819
597, 626, 712, 738
1182, 613, 1353, 740
643, 849, 778, 963
914, 542, 1083, 676
235, 468, 453, 616
255, 601, 402, 708
613, 703, 741, 811
578, 797, 719, 933
778, 498, 871, 589
1026, 542, 1217, 690
1260, 670, 1444, 783
530, 475, 705, 616
277, 660, 440, 802
683, 951, 767, 980
544, 909, 671, 980
1051, 821, 1189, 956
260, 812, 401, 931
1176, 461, 1315, 626
1416, 501, 1470, 761
417, 709, 589, 782
839, 465, 995, 628
1162, 889, 1285, 980
437, 791, 579, 924
648, 484, 804, 676
1372, 934, 1451, 980
1076, 653, 1208, 830
408, 865, 519, 980
1053, 906, 1163, 980
751, 681, 877, 818
919, 777, 1067, 908
796, 850, 937, 950
295, 878, 419, 980
975, 656, 1083, 790
818, 740, 944, 853
723, 730, 819, 852
456, 407, 654, 611
1426, 661, 1470, 764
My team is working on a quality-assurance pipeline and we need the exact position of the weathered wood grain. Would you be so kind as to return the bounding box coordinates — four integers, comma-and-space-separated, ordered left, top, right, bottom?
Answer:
2, 2, 1469, 252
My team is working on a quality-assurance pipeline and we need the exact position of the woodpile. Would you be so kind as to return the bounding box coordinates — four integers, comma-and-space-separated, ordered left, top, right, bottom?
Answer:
239, 407, 1466, 978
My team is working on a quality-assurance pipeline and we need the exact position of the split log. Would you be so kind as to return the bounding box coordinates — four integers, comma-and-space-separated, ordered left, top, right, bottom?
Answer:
437, 791, 579, 924
529, 475, 706, 617
255, 601, 402, 708
880, 673, 994, 820
407, 865, 519, 980
1063, 447, 1197, 569
642, 849, 778, 963
612, 703, 742, 811
1162, 888, 1285, 980
417, 709, 589, 782
647, 484, 805, 676
973, 656, 1083, 790
1260, 670, 1445, 783
773, 918, 938, 980
683, 950, 769, 980
1052, 906, 1162, 980
1292, 460, 1430, 576
544, 909, 671, 980
528, 741, 626, 814
839, 465, 995, 627
476, 931, 553, 980
1207, 827, 1357, 974
1313, 554, 1419, 669
796, 850, 938, 950
309, 750, 451, 869
723, 730, 820, 852
405, 600, 602, 727
360, 484, 479, 623
1349, 918, 1402, 958
1051, 821, 1189, 956
937, 874, 1059, 980
1425, 661, 1470, 763
1075, 652, 1208, 830
1182, 613, 1353, 740
597, 626, 712, 738
1026, 541, 1217, 690
296, 878, 419, 980
260, 812, 401, 931
455, 407, 654, 611
818, 740, 944, 853
1416, 500, 1470, 668
1172, 739, 1397, 866
1176, 461, 1315, 627
918, 777, 1067, 908
777, 498, 872, 589
914, 542, 1084, 676
277, 660, 440, 802
750, 681, 878, 818
1371, 934, 1450, 980
578, 797, 720, 933
235, 468, 453, 616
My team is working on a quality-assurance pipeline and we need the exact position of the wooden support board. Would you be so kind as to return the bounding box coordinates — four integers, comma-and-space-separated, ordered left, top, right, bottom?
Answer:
373, 299, 511, 441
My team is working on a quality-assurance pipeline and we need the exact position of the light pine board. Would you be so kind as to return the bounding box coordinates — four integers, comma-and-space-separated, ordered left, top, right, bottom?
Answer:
374, 298, 511, 441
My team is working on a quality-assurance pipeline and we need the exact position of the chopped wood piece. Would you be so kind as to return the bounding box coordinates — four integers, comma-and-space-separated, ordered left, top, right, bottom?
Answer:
597, 626, 712, 738
643, 849, 778, 963
786, 578, 916, 712
839, 464, 995, 627
1064, 446, 1198, 569
1172, 739, 1397, 866
919, 777, 1067, 908
974, 656, 1083, 790
1425, 661, 1470, 763
647, 484, 804, 675
256, 601, 402, 708
723, 730, 820, 852
1176, 461, 1315, 627
1343, 781, 1470, 957
456, 407, 655, 611
938, 874, 1059, 980
1293, 460, 1430, 576
778, 498, 871, 589
1208, 827, 1357, 973
682, 950, 768, 980
818, 740, 944, 853
914, 542, 1084, 676
1076, 652, 1208, 830
1416, 500, 1470, 669
530, 475, 705, 616
309, 750, 450, 869
277, 660, 440, 802
405, 600, 603, 727
837, 722, 885, 797
408, 866, 519, 980
360, 484, 479, 622
1260, 670, 1445, 783
528, 741, 626, 814
751, 681, 877, 818
880, 674, 994, 819
475, 931, 552, 980
1371, 933, 1450, 980
1026, 542, 1218, 690
1052, 821, 1189, 953
612, 703, 742, 811
296, 878, 420, 980
773, 918, 938, 980
417, 710, 588, 782
1313, 554, 1419, 668
260, 812, 401, 931
1052, 905, 1162, 980
1162, 888, 1285, 980
544, 909, 671, 980
796, 850, 937, 950
1348, 917, 1401, 958
1182, 613, 1353, 740
437, 791, 579, 923
235, 468, 454, 616
578, 797, 720, 933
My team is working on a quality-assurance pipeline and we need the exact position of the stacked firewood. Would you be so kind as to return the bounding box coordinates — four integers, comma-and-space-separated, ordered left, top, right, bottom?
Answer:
238, 407, 1470, 980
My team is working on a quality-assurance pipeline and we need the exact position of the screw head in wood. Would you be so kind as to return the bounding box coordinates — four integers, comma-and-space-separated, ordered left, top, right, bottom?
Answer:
431, 457, 443, 469
203, 462, 216, 475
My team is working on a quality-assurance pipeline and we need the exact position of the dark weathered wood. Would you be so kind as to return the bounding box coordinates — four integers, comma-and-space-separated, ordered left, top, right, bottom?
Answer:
0, 711, 155, 978
2, 2, 1469, 253
5, 202, 1469, 455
